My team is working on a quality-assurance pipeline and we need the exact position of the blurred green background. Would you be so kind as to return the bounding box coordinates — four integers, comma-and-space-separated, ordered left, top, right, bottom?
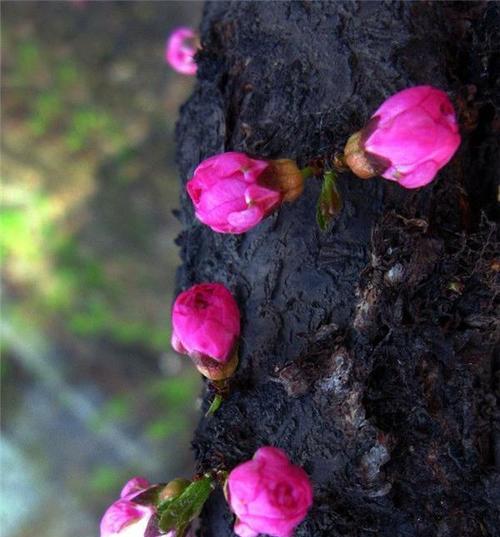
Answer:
1, 2, 203, 536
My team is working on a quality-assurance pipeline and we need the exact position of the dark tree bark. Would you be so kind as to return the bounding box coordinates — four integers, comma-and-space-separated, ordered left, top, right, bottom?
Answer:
175, 2, 499, 536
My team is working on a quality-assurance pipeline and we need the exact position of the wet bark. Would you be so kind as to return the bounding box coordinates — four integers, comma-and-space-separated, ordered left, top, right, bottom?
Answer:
175, 2, 499, 536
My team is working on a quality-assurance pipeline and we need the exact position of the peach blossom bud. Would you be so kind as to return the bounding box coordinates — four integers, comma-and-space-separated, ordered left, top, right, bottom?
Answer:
100, 477, 155, 537
227, 447, 313, 537
171, 283, 240, 380
187, 152, 307, 234
345, 86, 461, 188
165, 27, 198, 76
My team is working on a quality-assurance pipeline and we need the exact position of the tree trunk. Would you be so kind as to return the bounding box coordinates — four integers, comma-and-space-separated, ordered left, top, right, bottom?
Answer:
175, 2, 499, 536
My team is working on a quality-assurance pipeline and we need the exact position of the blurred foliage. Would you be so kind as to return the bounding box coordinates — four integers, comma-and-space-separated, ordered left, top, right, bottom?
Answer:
1, 19, 171, 351
146, 374, 201, 440
88, 465, 125, 495
1, 2, 203, 536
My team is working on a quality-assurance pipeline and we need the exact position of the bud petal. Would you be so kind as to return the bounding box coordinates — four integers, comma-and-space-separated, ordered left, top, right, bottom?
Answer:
120, 477, 151, 499
171, 332, 187, 355
165, 27, 198, 76
234, 519, 260, 537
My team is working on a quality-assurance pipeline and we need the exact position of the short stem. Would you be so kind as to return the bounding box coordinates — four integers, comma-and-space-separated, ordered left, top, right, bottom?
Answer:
300, 166, 314, 179
216, 470, 229, 484
211, 377, 230, 396
332, 152, 348, 172
205, 378, 229, 417
205, 394, 223, 417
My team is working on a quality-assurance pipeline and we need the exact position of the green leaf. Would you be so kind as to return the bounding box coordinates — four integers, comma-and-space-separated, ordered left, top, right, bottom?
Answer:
158, 476, 214, 537
316, 170, 343, 231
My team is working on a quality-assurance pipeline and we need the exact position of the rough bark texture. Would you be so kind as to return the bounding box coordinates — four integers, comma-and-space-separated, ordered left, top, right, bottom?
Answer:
175, 2, 499, 536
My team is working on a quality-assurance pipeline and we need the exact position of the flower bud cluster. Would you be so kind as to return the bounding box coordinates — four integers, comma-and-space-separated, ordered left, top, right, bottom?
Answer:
107, 24, 463, 537
100, 477, 194, 537
101, 448, 314, 537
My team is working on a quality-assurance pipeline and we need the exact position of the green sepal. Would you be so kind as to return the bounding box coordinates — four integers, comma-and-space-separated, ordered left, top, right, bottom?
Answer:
205, 393, 223, 417
157, 495, 177, 514
316, 170, 342, 231
158, 475, 215, 537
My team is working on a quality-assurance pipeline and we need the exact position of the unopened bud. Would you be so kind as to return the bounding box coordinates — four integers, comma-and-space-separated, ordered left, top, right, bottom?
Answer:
226, 447, 313, 537
344, 86, 460, 188
171, 283, 240, 367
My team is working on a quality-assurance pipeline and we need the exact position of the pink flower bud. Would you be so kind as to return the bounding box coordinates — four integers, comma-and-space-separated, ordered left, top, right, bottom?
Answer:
100, 477, 155, 537
345, 86, 461, 188
187, 152, 283, 234
226, 447, 313, 537
165, 27, 198, 76
171, 283, 240, 379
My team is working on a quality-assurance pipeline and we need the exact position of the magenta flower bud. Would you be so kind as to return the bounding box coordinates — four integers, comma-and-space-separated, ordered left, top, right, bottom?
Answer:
171, 283, 240, 380
226, 447, 313, 537
186, 152, 285, 234
165, 27, 198, 76
345, 85, 461, 189
100, 477, 155, 537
